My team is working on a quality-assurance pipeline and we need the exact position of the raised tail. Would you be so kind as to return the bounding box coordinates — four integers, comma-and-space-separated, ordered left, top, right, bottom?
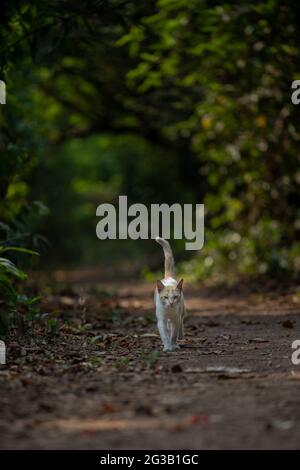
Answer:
155, 237, 176, 278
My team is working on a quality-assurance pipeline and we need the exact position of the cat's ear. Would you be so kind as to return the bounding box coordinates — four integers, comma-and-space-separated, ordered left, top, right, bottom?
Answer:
156, 280, 164, 292
177, 278, 184, 290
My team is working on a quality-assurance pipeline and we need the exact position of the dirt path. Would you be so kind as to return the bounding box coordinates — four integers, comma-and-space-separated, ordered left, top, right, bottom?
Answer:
1, 272, 300, 449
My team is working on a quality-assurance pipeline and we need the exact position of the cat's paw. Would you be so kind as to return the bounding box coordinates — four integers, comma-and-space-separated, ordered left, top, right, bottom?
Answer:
163, 344, 180, 352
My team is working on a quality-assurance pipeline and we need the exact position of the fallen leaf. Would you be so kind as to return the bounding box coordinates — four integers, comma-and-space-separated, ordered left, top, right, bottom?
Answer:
249, 338, 269, 343
140, 333, 159, 338
268, 419, 294, 431
205, 366, 251, 374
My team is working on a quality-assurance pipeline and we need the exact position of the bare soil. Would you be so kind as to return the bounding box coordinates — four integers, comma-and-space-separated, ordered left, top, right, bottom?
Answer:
1, 269, 300, 450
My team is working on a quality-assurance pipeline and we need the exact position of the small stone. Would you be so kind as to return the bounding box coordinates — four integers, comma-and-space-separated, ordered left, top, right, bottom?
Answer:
171, 364, 183, 373
281, 319, 294, 329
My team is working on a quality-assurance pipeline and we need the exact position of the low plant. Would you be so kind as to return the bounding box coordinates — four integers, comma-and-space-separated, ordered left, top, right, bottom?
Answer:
0, 245, 39, 337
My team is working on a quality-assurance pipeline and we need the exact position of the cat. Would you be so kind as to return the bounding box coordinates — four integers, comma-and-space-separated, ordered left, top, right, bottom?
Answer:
154, 237, 186, 352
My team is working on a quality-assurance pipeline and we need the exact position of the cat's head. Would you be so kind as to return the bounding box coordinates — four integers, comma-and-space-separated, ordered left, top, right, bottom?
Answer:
156, 279, 183, 307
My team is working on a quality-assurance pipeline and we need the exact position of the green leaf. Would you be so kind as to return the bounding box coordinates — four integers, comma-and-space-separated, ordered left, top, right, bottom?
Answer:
0, 257, 27, 279
0, 246, 39, 256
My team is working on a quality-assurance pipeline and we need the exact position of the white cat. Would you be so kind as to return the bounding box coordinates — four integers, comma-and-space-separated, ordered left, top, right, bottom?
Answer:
154, 237, 186, 352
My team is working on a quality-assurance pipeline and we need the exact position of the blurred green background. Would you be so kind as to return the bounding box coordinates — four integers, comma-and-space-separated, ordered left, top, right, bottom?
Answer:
1, 0, 300, 282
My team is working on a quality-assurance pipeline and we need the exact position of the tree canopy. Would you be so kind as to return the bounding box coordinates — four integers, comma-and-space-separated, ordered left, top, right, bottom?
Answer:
1, 0, 300, 279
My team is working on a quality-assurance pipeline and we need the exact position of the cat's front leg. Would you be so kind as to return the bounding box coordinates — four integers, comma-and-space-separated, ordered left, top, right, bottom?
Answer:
178, 304, 186, 340
178, 319, 184, 340
169, 318, 181, 351
157, 318, 171, 351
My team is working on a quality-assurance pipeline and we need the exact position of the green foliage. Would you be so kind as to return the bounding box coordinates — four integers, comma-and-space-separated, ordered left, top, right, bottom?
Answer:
141, 350, 160, 369
115, 356, 131, 371
0, 252, 26, 336
0, 244, 39, 336
1, 0, 299, 280
48, 318, 58, 337
0, 203, 46, 337
120, 1, 300, 278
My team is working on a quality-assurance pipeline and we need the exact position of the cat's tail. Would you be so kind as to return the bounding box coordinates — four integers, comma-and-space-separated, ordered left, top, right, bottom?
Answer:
155, 237, 175, 278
